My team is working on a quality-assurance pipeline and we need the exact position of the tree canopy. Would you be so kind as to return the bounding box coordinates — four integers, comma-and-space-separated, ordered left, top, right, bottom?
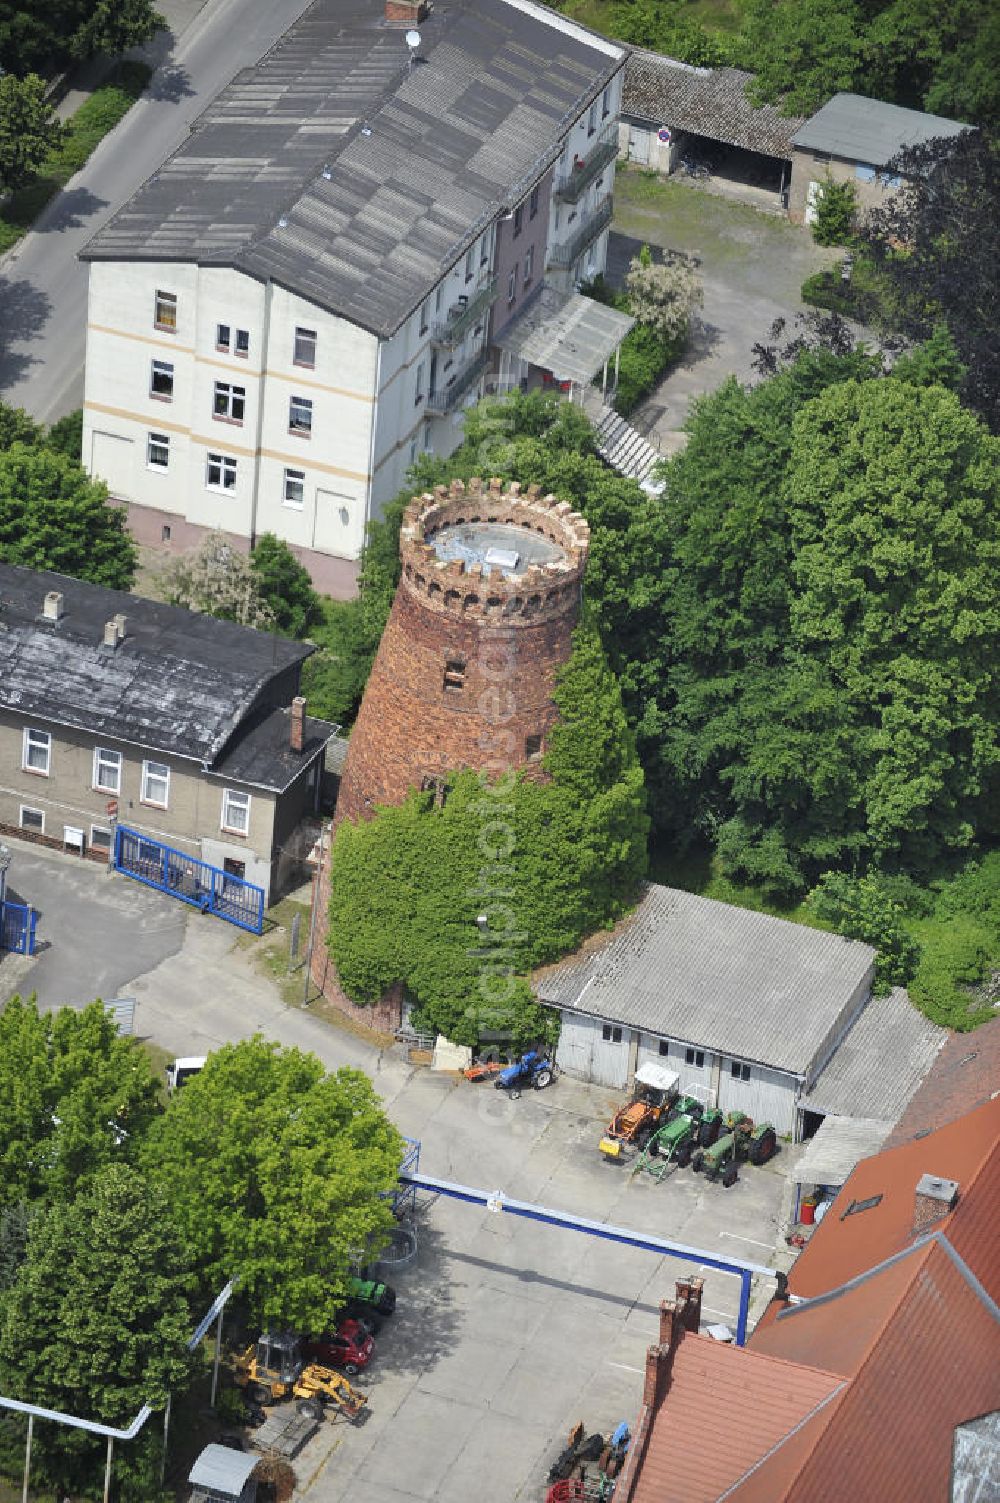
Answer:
0, 0, 164, 77
329, 619, 648, 1043
862, 129, 1000, 432
0, 442, 136, 588
139, 1038, 403, 1330
251, 532, 323, 638
0, 1165, 194, 1499
0, 996, 161, 1212
0, 72, 63, 192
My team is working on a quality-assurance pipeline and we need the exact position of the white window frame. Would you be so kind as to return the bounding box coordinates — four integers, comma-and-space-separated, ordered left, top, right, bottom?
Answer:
206, 453, 237, 492
529, 184, 539, 219
288, 394, 313, 435
507, 267, 517, 305
283, 467, 305, 508
213, 381, 246, 423
93, 746, 122, 794
147, 431, 169, 470
234, 327, 250, 357
22, 727, 50, 775
524, 244, 534, 285
19, 806, 44, 834
141, 759, 170, 808
216, 322, 231, 351
221, 788, 251, 837
414, 362, 424, 405
154, 289, 177, 331
149, 359, 174, 400
464, 248, 474, 282
293, 326, 317, 367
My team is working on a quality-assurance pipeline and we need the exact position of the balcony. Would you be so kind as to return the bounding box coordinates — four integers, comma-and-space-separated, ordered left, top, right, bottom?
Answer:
548, 197, 613, 270
432, 278, 498, 346
426, 350, 489, 415
553, 136, 618, 205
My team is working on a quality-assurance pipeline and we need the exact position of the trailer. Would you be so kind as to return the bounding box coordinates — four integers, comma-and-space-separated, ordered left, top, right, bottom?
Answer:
252, 1406, 319, 1460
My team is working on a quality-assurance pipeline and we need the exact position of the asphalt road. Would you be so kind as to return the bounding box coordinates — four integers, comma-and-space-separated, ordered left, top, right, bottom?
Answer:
0, 0, 314, 423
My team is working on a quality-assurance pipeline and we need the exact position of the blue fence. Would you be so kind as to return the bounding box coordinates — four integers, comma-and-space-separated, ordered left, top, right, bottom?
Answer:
113, 826, 265, 934
0, 899, 37, 955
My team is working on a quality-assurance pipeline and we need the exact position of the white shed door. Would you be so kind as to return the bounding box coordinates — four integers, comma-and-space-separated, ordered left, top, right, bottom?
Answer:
90, 430, 134, 498
805, 180, 822, 225
628, 126, 650, 165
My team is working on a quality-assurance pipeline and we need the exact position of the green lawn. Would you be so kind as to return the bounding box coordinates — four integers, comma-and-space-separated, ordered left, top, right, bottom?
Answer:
561, 0, 743, 39
0, 61, 151, 254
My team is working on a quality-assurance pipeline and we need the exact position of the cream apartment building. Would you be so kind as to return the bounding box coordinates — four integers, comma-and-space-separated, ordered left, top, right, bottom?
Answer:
80, 0, 626, 596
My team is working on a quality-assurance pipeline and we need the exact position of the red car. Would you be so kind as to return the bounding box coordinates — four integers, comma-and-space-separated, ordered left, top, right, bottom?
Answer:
303, 1319, 374, 1376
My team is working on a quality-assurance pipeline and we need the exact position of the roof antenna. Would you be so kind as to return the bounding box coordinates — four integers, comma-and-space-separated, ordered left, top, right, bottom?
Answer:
405, 28, 421, 70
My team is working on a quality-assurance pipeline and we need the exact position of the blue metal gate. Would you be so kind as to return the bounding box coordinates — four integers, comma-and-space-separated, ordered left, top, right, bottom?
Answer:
113, 826, 265, 934
0, 899, 37, 955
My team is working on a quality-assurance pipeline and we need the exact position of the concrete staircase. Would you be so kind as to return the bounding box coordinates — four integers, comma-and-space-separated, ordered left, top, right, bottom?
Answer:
584, 391, 666, 494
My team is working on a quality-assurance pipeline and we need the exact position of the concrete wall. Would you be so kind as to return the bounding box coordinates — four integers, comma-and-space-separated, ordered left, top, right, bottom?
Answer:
788, 147, 904, 224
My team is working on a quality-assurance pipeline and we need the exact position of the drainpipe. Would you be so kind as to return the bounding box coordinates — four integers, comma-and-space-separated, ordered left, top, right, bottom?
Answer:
365, 340, 383, 535
248, 278, 274, 549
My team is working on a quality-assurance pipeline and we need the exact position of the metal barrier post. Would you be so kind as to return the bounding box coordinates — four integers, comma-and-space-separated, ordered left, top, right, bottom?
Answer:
160, 1394, 171, 1486
102, 1436, 113, 1503
210, 1308, 224, 1407
21, 1413, 32, 1503
736, 1269, 752, 1347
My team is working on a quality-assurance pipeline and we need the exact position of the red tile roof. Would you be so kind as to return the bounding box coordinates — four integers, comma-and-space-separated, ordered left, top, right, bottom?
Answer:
736, 1241, 1000, 1502
628, 1338, 842, 1503
784, 1093, 1000, 1300
884, 1016, 1000, 1148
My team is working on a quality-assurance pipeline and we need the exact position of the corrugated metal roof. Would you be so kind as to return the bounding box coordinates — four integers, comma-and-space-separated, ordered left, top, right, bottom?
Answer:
81, 0, 623, 337
803, 988, 947, 1122
0, 562, 309, 765
534, 884, 874, 1075
623, 52, 803, 160
188, 1443, 258, 1494
790, 1114, 892, 1186
791, 91, 969, 166
884, 1015, 1000, 1149
493, 283, 634, 384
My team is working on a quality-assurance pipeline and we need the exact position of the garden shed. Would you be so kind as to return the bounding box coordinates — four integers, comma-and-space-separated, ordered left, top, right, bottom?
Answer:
188, 1444, 258, 1503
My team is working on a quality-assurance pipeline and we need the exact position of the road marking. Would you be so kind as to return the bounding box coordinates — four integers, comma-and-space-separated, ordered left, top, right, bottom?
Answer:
718, 1232, 774, 1250
607, 1362, 644, 1374
702, 1307, 734, 1320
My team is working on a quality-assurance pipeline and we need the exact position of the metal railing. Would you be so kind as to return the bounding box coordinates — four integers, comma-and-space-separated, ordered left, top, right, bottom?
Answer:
554, 136, 618, 205
548, 196, 613, 269
432, 277, 498, 345
426, 350, 489, 414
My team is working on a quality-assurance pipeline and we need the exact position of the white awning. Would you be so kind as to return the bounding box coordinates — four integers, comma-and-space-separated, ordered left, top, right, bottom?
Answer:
494, 283, 635, 386
791, 1114, 892, 1187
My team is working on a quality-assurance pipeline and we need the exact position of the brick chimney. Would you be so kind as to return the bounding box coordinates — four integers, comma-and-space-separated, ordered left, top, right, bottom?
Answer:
290, 696, 306, 754
621, 1280, 705, 1503
385, 0, 428, 23
913, 1172, 959, 1237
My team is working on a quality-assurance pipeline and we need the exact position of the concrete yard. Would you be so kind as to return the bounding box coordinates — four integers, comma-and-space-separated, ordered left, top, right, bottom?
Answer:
0, 840, 794, 1501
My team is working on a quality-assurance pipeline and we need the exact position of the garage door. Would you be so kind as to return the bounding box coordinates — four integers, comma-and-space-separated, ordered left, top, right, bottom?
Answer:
628, 126, 650, 166
90, 430, 135, 498
556, 1011, 594, 1079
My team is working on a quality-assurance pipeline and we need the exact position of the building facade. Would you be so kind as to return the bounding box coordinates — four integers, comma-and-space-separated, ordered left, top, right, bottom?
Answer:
0, 564, 335, 902
80, 0, 626, 597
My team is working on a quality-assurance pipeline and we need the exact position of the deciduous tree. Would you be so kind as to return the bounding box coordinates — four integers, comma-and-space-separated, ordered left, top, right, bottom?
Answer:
156, 529, 272, 627
140, 1039, 403, 1330
625, 248, 703, 342
0, 73, 63, 191
741, 0, 865, 116
0, 443, 136, 588
250, 532, 322, 638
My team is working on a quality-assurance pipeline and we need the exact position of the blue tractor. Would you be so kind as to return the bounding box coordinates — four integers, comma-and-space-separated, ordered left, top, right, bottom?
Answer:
493, 1050, 556, 1099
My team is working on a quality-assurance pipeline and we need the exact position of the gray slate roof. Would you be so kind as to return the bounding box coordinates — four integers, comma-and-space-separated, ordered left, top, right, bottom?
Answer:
534, 883, 875, 1075
211, 704, 338, 792
791, 92, 969, 166
803, 987, 947, 1122
0, 563, 310, 766
82, 0, 622, 337
623, 52, 803, 160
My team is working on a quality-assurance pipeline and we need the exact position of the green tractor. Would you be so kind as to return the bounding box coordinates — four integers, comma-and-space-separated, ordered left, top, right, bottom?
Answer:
690, 1112, 778, 1188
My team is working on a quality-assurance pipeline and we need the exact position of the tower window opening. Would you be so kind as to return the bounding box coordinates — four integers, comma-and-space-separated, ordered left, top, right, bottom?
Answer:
443, 658, 466, 691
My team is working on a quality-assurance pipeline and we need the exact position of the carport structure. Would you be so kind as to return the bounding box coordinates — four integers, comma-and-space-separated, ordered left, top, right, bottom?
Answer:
620, 52, 804, 204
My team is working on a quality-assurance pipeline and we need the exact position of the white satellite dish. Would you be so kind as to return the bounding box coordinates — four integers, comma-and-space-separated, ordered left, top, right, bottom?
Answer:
405, 28, 421, 50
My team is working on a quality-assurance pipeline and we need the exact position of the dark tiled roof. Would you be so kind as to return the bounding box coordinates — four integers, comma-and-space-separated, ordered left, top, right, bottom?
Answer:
0, 563, 310, 765
210, 705, 339, 792
82, 0, 623, 337
791, 92, 969, 166
622, 52, 803, 160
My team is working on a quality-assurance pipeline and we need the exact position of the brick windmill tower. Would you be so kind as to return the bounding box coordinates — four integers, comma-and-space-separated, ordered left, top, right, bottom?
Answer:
311, 476, 590, 1028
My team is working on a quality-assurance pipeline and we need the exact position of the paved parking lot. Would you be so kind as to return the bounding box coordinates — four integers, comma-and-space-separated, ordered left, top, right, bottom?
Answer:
0, 840, 795, 1501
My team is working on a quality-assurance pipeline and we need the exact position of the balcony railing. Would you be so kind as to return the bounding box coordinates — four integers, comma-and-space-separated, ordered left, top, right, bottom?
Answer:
548, 197, 613, 270
426, 351, 489, 415
432, 278, 498, 346
554, 136, 618, 205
